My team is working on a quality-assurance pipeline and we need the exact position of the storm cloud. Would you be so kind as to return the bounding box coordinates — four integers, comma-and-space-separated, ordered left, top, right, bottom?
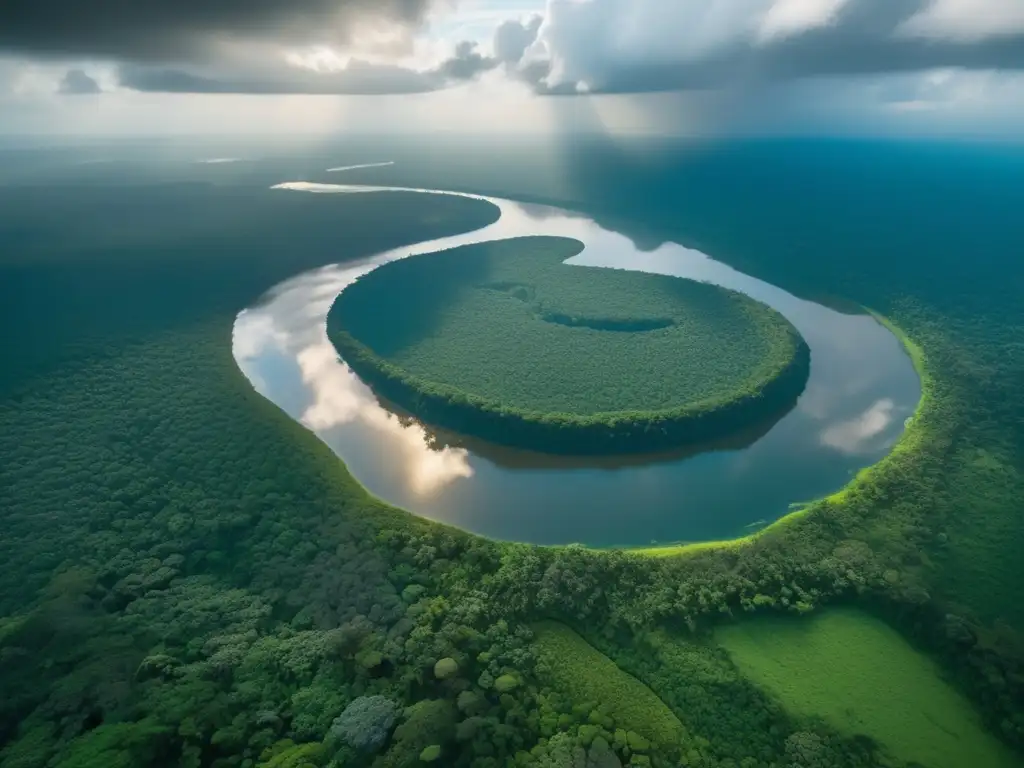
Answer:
5, 0, 1024, 97
117, 61, 441, 95
0, 0, 513, 95
58, 69, 101, 95
116, 40, 501, 95
0, 0, 437, 61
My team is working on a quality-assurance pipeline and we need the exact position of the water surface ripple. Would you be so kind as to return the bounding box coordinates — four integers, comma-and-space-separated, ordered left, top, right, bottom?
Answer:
233, 183, 921, 547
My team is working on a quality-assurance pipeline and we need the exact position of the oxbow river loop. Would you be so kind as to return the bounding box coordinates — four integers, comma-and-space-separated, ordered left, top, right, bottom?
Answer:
233, 182, 921, 547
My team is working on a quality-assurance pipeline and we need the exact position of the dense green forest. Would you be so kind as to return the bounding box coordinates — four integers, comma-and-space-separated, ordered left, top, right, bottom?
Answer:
345, 135, 1024, 619
328, 236, 809, 454
1, 139, 1023, 768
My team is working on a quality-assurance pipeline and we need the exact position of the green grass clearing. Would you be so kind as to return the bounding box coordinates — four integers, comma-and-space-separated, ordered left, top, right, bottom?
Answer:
716, 608, 1017, 768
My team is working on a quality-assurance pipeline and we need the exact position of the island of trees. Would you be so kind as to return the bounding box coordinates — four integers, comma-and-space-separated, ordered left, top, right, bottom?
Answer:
327, 236, 811, 455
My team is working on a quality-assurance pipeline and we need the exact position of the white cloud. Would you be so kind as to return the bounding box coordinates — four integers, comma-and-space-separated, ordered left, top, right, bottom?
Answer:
284, 46, 353, 74
758, 0, 850, 43
900, 0, 1024, 42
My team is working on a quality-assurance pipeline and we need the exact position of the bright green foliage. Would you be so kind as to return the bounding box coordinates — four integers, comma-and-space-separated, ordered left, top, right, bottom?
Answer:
433, 657, 459, 679
328, 236, 809, 454
418, 744, 442, 762
532, 732, 587, 767
532, 622, 686, 751
527, 731, 624, 768
717, 608, 1019, 768
257, 740, 328, 768
625, 732, 649, 753
494, 673, 520, 692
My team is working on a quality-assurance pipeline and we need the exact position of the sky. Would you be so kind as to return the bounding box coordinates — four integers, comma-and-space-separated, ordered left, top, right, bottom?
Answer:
1, 0, 1023, 137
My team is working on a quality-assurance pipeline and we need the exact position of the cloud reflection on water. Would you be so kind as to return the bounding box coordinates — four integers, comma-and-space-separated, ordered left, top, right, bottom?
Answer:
234, 263, 476, 499
820, 398, 899, 456
297, 341, 474, 497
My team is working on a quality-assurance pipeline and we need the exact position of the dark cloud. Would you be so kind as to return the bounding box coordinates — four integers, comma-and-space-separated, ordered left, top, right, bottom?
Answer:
118, 61, 439, 95
582, 36, 1024, 95
58, 68, 101, 94
435, 41, 498, 82
11, 0, 1024, 99
117, 67, 229, 94
0, 0, 435, 60
117, 42, 500, 95
0, 0, 505, 96
753, 0, 1024, 79
518, 58, 553, 88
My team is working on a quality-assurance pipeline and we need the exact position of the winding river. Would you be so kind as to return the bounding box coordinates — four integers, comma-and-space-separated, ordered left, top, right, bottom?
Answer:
233, 182, 921, 548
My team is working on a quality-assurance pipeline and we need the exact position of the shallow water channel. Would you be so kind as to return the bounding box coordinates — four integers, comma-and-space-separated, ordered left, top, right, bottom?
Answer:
233, 183, 921, 547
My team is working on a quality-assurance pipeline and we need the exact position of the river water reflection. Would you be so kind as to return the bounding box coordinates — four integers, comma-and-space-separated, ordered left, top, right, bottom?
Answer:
233, 183, 921, 547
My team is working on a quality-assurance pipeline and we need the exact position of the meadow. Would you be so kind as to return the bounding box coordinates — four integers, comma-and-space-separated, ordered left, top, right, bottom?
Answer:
717, 608, 1017, 768
328, 235, 809, 454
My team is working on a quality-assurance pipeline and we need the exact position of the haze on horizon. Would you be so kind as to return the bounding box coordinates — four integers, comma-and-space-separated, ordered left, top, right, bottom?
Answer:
1, 0, 1023, 139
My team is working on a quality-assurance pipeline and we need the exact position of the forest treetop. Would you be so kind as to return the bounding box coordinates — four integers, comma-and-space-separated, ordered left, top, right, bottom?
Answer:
328, 236, 810, 454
